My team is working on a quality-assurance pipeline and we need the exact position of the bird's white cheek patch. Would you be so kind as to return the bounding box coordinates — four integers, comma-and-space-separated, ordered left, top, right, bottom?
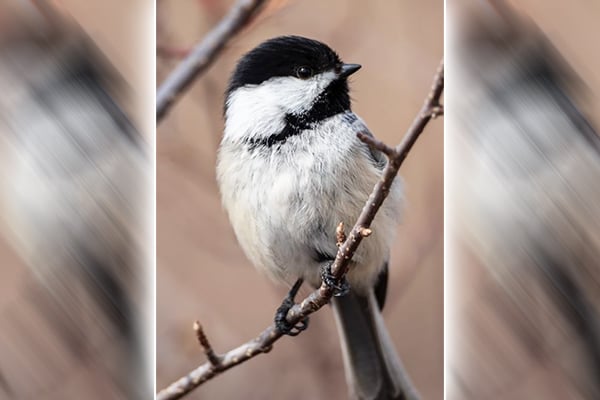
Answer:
224, 71, 338, 142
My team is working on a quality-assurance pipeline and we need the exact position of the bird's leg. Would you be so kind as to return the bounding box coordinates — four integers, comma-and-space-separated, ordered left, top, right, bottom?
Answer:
274, 278, 310, 336
321, 261, 350, 297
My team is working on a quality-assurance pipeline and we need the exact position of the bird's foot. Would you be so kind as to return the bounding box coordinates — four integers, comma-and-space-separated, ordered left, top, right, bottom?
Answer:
321, 262, 350, 297
274, 279, 309, 336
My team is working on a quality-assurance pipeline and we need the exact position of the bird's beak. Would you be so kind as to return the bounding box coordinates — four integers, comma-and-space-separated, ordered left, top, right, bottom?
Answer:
339, 63, 361, 78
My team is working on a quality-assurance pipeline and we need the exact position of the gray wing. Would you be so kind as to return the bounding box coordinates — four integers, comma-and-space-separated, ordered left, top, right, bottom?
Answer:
343, 112, 387, 170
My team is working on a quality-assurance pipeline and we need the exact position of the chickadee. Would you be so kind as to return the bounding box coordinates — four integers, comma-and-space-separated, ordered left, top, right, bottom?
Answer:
0, 13, 149, 400
451, 7, 600, 399
217, 36, 417, 400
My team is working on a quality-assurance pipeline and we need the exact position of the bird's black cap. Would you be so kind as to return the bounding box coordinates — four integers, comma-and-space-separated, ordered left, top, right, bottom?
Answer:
227, 36, 344, 95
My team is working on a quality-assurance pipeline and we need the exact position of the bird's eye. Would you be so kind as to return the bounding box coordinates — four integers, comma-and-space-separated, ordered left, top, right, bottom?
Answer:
296, 66, 313, 79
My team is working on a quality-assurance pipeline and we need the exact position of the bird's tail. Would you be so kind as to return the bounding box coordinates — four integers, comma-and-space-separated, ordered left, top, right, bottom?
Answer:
332, 290, 419, 400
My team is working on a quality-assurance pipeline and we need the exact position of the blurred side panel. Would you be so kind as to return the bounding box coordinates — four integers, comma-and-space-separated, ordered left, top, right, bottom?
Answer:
447, 1, 600, 399
0, 1, 153, 399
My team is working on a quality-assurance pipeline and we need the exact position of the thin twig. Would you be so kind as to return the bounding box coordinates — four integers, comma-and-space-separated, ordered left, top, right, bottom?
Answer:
336, 222, 346, 247
329, 60, 444, 282
156, 0, 268, 121
156, 60, 443, 400
357, 132, 397, 158
193, 321, 221, 367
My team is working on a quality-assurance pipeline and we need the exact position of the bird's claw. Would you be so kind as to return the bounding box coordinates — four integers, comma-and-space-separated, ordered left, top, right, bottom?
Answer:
275, 298, 309, 336
321, 263, 350, 297
274, 278, 309, 336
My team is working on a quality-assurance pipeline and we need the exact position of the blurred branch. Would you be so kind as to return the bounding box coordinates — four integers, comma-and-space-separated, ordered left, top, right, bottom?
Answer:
156, 60, 443, 400
156, 0, 268, 121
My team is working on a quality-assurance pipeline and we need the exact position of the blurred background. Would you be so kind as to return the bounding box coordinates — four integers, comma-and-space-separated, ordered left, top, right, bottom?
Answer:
0, 1, 152, 399
447, 0, 600, 399
157, 0, 443, 399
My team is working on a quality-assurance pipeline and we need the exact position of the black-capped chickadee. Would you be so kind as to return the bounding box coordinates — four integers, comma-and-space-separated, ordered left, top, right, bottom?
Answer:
217, 36, 417, 400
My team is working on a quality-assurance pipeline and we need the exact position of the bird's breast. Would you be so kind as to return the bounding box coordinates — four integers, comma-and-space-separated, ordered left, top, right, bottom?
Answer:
217, 115, 403, 287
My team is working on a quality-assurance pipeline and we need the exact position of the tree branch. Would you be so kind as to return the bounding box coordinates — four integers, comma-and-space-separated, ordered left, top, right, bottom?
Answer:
156, 60, 443, 400
193, 321, 222, 367
156, 0, 268, 121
